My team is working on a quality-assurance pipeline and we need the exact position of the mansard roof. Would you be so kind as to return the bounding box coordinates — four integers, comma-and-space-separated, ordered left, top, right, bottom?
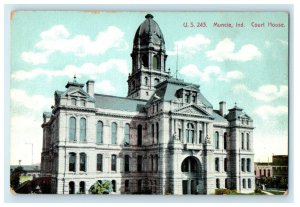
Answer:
94, 94, 147, 112
226, 105, 253, 121
212, 110, 228, 123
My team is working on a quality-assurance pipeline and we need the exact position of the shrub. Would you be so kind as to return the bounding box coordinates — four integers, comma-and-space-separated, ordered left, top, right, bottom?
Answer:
255, 188, 262, 194
215, 189, 238, 195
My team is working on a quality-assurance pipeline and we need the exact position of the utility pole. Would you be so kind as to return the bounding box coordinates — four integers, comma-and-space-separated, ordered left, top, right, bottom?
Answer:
25, 143, 33, 165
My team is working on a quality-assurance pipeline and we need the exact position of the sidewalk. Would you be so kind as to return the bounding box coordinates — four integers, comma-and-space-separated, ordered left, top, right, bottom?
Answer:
262, 190, 274, 195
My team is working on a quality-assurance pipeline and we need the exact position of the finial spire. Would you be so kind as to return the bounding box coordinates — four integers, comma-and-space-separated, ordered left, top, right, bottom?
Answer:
73, 74, 77, 82
145, 14, 154, 19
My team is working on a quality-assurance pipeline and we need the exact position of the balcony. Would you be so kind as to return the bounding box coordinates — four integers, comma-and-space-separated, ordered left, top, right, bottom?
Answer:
183, 143, 203, 150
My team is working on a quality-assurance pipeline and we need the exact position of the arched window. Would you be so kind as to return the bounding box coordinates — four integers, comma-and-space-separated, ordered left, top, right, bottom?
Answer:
80, 118, 86, 142
111, 154, 117, 171
80, 153, 86, 172
124, 155, 130, 172
96, 121, 103, 144
69, 117, 76, 141
69, 152, 76, 172
242, 179, 246, 188
224, 132, 227, 150
246, 133, 250, 150
215, 158, 219, 171
69, 181, 75, 194
224, 158, 228, 172
216, 179, 220, 188
248, 179, 252, 188
137, 125, 142, 146
79, 181, 85, 194
241, 158, 245, 172
145, 77, 148, 86
124, 124, 130, 145
186, 123, 195, 144
142, 55, 148, 67
156, 123, 159, 143
111, 122, 117, 144
214, 132, 219, 149
152, 124, 155, 144
241, 133, 245, 149
97, 154, 103, 171
181, 156, 199, 173
137, 155, 142, 172
247, 158, 251, 172
112, 180, 116, 192
153, 55, 160, 70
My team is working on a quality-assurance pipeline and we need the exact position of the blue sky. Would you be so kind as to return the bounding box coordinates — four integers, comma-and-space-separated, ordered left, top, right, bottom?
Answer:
10, 11, 288, 165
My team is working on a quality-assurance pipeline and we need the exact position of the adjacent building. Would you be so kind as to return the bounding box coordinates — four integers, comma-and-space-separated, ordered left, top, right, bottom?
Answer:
40, 14, 255, 195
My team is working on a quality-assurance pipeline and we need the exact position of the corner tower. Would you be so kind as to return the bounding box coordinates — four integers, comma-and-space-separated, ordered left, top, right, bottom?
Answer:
127, 14, 170, 99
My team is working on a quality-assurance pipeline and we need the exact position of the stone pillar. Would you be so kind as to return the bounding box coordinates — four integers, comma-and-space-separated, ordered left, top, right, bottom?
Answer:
182, 120, 186, 144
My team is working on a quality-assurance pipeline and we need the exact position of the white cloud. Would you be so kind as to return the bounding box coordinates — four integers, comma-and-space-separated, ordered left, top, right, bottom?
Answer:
12, 59, 129, 80
95, 80, 116, 94
10, 89, 53, 111
233, 84, 288, 102
206, 38, 262, 62
179, 64, 244, 82
22, 25, 128, 65
254, 105, 288, 120
167, 34, 210, 57
277, 39, 288, 46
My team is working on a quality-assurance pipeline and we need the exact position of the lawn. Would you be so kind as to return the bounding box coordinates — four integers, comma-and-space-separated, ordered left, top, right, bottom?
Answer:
265, 190, 286, 195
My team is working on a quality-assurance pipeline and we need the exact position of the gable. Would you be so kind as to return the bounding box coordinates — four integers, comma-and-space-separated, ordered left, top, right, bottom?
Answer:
69, 91, 87, 98
173, 105, 210, 117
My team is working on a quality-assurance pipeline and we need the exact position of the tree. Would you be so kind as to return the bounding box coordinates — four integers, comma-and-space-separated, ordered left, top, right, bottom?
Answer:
10, 167, 26, 190
89, 180, 112, 194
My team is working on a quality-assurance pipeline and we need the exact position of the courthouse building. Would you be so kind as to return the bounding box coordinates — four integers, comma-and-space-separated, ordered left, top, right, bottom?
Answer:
40, 14, 255, 194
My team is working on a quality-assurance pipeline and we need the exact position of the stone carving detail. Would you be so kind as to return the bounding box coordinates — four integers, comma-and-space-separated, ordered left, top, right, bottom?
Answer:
205, 135, 211, 144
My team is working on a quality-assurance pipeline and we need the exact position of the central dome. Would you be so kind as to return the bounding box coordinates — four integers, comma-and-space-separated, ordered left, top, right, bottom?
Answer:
133, 14, 165, 49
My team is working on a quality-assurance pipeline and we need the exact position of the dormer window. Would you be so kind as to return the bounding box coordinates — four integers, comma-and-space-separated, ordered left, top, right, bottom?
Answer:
71, 98, 76, 106
192, 95, 196, 103
79, 99, 85, 107
185, 94, 190, 103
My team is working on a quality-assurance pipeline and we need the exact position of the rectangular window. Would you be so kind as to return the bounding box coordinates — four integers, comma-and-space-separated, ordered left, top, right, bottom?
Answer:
97, 154, 102, 171
192, 95, 196, 103
241, 133, 245, 150
80, 153, 86, 172
111, 155, 117, 171
96, 121, 103, 144
224, 158, 228, 172
69, 153, 76, 172
215, 158, 219, 172
137, 155, 142, 172
247, 158, 251, 172
124, 155, 130, 172
178, 129, 182, 141
125, 180, 129, 192
199, 130, 203, 143
185, 94, 190, 103
241, 158, 245, 172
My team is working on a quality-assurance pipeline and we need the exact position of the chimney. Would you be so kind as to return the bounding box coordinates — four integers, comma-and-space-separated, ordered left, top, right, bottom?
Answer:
86, 80, 95, 97
219, 101, 226, 116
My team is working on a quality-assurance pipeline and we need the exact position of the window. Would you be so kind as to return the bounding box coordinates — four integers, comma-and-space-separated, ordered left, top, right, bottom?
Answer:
155, 155, 159, 172
225, 179, 228, 189
96, 121, 103, 144
181, 156, 199, 173
224, 158, 228, 172
79, 181, 85, 194
247, 158, 251, 172
151, 155, 154, 172
111, 154, 117, 171
124, 124, 130, 145
224, 132, 227, 150
242, 179, 246, 188
185, 94, 190, 103
246, 133, 250, 150
69, 181, 75, 194
137, 155, 143, 172
142, 55, 148, 67
137, 180, 142, 193
192, 95, 196, 103
268, 169, 271, 177
214, 132, 219, 149
69, 117, 76, 141
199, 130, 203, 143
137, 125, 142, 146
215, 158, 219, 172
97, 154, 103, 171
111, 122, 117, 144
80, 153, 86, 172
69, 153, 76, 172
71, 98, 76, 105
112, 180, 116, 192
152, 124, 155, 144
248, 179, 252, 188
153, 55, 160, 70
125, 180, 129, 192
145, 77, 148, 86
241, 158, 245, 172
156, 123, 159, 143
80, 118, 86, 142
124, 155, 130, 172
186, 123, 194, 144
132, 81, 136, 90
241, 133, 245, 150
259, 169, 262, 176
216, 178, 220, 188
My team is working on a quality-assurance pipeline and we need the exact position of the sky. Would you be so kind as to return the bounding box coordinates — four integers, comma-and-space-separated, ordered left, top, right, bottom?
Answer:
10, 11, 288, 165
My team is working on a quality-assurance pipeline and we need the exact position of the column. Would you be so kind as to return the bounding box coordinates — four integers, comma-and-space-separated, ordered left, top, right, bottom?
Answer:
195, 122, 198, 144
203, 122, 207, 140
182, 120, 186, 144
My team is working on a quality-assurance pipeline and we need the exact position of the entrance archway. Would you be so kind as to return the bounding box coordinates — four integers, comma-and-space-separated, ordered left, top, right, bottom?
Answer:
181, 156, 202, 194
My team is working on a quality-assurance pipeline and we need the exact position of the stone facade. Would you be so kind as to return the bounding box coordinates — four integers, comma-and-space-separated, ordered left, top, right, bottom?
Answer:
40, 14, 255, 195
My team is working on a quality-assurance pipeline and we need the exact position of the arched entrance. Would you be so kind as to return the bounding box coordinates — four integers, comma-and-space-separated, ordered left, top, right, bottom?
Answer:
181, 156, 202, 195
